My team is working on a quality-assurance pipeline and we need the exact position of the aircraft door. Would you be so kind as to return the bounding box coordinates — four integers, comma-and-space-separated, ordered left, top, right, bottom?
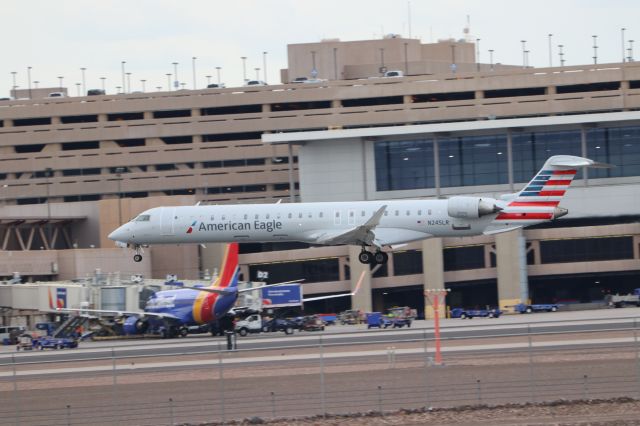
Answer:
334, 210, 341, 226
160, 207, 176, 236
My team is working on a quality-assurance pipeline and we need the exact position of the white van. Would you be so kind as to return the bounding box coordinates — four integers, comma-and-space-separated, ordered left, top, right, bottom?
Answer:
0, 325, 26, 343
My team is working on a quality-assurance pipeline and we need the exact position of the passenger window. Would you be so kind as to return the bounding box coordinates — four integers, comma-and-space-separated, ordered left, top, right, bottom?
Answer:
308, 212, 312, 218
384, 211, 388, 216
298, 212, 303, 219
406, 210, 410, 216
395, 210, 399, 216
361, 211, 365, 217
222, 215, 226, 220
418, 210, 422, 216
266, 214, 270, 219
319, 212, 323, 218
428, 209, 432, 215
255, 214, 259, 220
288, 213, 292, 219
243, 214, 248, 220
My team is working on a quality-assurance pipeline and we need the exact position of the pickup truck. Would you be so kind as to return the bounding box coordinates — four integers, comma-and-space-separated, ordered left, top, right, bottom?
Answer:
450, 308, 502, 319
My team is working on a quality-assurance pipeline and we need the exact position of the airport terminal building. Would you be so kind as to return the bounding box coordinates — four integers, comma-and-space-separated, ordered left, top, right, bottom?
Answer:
1, 36, 640, 317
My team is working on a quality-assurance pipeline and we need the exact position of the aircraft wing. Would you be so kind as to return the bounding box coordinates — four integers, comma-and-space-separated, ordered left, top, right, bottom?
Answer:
302, 271, 365, 302
236, 279, 305, 294
167, 283, 236, 295
309, 205, 387, 247
56, 307, 180, 320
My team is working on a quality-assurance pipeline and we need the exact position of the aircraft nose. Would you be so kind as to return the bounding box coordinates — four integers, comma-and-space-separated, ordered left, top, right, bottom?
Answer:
108, 225, 129, 242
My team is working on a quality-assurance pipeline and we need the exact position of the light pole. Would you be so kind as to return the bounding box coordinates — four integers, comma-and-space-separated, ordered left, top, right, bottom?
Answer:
489, 49, 494, 71
75, 82, 81, 96
524, 50, 530, 68
548, 34, 553, 67
125, 72, 131, 93
140, 79, 146, 92
629, 40, 635, 62
116, 85, 122, 94
262, 51, 268, 84
115, 167, 125, 226
216, 66, 222, 85
27, 66, 32, 99
11, 71, 17, 97
254, 67, 260, 81
311, 51, 317, 78
33, 80, 39, 88
192, 56, 197, 89
45, 168, 52, 248
558, 44, 565, 67
100, 77, 106, 92
379, 48, 385, 72
333, 47, 338, 80
166, 73, 172, 91
475, 38, 480, 72
156, 86, 162, 91
121, 61, 126, 93
172, 62, 179, 90
80, 67, 86, 95
206, 75, 212, 86
450, 44, 456, 74
521, 40, 527, 68
622, 28, 626, 63
240, 57, 247, 82
404, 42, 409, 75
58, 76, 63, 91
592, 35, 598, 65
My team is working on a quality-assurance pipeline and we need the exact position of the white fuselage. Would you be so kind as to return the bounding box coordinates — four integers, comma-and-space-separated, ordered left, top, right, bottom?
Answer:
109, 199, 500, 247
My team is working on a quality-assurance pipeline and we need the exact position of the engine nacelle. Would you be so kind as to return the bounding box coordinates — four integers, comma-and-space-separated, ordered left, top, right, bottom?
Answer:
447, 196, 500, 219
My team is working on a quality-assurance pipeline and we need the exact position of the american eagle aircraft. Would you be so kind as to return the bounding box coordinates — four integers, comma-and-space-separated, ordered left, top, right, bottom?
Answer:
60, 243, 364, 338
109, 155, 609, 265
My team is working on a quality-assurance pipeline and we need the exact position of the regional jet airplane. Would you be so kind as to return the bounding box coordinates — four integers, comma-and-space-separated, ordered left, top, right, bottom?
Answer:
60, 243, 364, 337
109, 155, 609, 265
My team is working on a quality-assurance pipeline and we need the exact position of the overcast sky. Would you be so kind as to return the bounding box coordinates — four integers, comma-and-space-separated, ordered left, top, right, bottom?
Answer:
1, 0, 638, 97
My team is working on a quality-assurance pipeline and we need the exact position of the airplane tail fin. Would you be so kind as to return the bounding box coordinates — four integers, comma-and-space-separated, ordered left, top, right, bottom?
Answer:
493, 155, 607, 226
210, 243, 240, 290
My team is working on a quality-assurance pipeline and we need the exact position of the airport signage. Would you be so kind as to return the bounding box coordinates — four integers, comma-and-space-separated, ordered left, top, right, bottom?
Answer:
261, 284, 302, 308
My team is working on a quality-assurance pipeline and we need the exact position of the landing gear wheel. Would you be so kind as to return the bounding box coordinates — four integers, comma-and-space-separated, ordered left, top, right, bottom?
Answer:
374, 251, 389, 265
358, 251, 373, 264
133, 254, 143, 262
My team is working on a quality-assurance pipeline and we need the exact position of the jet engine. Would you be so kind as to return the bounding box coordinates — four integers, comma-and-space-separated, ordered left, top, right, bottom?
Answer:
447, 196, 501, 219
123, 316, 149, 335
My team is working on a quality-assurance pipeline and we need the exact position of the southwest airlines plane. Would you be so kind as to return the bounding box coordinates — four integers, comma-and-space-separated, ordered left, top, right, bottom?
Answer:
109, 156, 608, 265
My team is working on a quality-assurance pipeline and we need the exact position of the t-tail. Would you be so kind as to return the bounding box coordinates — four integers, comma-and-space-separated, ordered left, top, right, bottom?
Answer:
210, 242, 240, 290
488, 155, 610, 231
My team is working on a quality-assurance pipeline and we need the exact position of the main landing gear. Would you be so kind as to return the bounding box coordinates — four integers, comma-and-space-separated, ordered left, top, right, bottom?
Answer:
358, 248, 388, 265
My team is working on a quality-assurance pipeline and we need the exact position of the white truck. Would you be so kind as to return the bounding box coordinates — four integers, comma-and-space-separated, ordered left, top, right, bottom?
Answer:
234, 314, 295, 336
606, 289, 640, 308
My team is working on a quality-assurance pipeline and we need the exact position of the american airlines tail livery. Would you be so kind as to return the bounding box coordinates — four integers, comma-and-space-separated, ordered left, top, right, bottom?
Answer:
109, 155, 609, 265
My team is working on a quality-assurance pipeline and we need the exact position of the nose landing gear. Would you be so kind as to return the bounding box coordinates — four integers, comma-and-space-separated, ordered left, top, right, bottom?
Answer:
358, 247, 388, 265
133, 245, 143, 262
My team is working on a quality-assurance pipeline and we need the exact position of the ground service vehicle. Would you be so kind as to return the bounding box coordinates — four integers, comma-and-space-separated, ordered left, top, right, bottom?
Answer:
34, 336, 78, 350
16, 334, 34, 351
514, 303, 559, 313
301, 315, 325, 331
450, 308, 502, 319
606, 289, 640, 308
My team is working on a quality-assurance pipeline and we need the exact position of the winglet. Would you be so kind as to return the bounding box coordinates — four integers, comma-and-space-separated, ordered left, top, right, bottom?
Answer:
364, 205, 387, 228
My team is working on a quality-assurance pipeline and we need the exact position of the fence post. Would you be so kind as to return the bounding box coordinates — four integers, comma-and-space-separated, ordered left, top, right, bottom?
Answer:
582, 375, 589, 400
11, 354, 20, 426
377, 385, 383, 414
527, 323, 536, 403
635, 318, 640, 399
218, 347, 225, 423
319, 336, 326, 417
270, 391, 276, 419
66, 405, 71, 426
111, 347, 119, 425
169, 398, 174, 426
476, 379, 482, 404
423, 330, 430, 408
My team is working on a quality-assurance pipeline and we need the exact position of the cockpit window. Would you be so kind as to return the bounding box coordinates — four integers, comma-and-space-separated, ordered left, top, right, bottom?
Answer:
135, 214, 151, 222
